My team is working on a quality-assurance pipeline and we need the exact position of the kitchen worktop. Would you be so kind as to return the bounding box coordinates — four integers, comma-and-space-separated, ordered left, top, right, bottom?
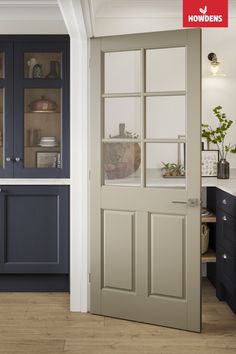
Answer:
105, 169, 236, 197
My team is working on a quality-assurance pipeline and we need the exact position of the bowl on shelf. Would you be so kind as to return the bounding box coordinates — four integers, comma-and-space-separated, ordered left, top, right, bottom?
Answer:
38, 136, 57, 147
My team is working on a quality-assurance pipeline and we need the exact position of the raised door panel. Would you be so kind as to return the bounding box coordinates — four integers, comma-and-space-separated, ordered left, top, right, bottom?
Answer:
103, 210, 135, 291
150, 214, 185, 298
0, 185, 69, 273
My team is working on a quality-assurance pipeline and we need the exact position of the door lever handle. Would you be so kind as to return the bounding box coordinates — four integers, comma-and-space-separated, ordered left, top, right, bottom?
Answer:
172, 198, 199, 207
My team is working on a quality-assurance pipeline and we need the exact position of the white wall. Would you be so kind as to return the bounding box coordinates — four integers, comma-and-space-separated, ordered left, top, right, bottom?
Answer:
202, 22, 236, 167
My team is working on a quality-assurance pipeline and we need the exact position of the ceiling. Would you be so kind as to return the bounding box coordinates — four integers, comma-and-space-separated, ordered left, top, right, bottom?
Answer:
0, 0, 67, 34
82, 0, 236, 37
0, 0, 235, 36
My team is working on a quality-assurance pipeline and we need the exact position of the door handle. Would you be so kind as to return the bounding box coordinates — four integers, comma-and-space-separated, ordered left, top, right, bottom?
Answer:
5, 157, 14, 162
172, 198, 199, 207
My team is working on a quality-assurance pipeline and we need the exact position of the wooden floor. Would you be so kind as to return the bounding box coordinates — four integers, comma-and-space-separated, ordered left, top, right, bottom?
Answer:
0, 279, 235, 354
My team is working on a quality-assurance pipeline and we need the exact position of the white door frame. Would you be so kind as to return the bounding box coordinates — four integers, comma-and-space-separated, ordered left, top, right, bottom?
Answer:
58, 0, 89, 312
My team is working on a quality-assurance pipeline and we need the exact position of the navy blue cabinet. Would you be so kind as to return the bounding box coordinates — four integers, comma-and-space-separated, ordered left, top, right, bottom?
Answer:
0, 185, 69, 291
0, 36, 70, 178
216, 189, 236, 314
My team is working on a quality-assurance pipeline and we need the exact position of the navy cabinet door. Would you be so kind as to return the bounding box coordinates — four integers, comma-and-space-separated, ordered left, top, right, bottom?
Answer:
0, 42, 14, 177
0, 185, 69, 273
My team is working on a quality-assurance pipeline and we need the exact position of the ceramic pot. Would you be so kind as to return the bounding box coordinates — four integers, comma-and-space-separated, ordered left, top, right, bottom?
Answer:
217, 158, 230, 179
29, 96, 57, 112
32, 64, 43, 78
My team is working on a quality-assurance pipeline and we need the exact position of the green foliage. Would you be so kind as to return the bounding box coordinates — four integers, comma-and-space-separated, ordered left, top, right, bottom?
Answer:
202, 106, 236, 159
161, 162, 185, 176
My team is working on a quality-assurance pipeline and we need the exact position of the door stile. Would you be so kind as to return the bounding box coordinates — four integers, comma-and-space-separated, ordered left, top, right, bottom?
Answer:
185, 29, 202, 332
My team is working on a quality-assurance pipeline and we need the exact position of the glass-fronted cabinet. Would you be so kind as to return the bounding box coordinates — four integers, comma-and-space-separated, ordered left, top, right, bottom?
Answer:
0, 36, 69, 178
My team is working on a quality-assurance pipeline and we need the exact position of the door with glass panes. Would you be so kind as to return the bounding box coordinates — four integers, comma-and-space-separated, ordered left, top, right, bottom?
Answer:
91, 29, 202, 332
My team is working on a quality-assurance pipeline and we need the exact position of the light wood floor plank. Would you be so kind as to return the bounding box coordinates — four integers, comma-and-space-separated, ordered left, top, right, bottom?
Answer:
0, 279, 235, 354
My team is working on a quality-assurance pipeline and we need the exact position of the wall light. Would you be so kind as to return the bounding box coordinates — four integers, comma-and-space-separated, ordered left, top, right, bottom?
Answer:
208, 52, 226, 77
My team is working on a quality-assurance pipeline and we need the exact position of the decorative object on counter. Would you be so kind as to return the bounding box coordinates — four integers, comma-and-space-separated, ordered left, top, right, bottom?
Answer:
38, 136, 57, 147
27, 58, 37, 78
161, 162, 185, 178
32, 63, 43, 78
46, 60, 60, 79
29, 95, 57, 112
104, 123, 140, 179
177, 135, 186, 168
201, 223, 209, 254
0, 130, 2, 147
202, 106, 236, 179
36, 151, 60, 168
201, 150, 219, 177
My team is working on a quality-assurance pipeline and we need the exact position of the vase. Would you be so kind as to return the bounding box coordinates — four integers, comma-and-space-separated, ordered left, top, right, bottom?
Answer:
217, 158, 230, 179
32, 64, 43, 78
46, 61, 60, 79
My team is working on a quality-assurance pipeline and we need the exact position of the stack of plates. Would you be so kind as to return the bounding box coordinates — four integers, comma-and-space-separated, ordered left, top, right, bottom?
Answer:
38, 136, 57, 147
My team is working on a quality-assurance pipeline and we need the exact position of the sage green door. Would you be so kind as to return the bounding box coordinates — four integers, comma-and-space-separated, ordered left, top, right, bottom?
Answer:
90, 29, 201, 332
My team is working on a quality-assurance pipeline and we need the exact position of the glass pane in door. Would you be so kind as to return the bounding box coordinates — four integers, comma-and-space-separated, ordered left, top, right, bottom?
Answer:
24, 53, 61, 79
146, 48, 186, 92
0, 53, 4, 78
24, 88, 61, 169
0, 89, 4, 168
104, 51, 140, 93
103, 142, 141, 186
146, 143, 186, 188
104, 97, 140, 139
146, 96, 185, 139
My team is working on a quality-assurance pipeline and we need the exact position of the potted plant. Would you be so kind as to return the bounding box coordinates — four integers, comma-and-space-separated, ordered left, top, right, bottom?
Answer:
161, 162, 185, 177
202, 106, 236, 179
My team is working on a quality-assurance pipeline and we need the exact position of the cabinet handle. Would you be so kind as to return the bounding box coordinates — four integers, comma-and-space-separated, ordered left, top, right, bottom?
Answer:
222, 254, 228, 260
14, 157, 22, 163
5, 157, 13, 162
222, 215, 227, 221
222, 199, 227, 205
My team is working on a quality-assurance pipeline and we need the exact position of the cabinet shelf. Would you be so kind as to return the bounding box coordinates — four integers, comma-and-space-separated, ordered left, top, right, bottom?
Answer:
202, 214, 216, 223
202, 249, 216, 263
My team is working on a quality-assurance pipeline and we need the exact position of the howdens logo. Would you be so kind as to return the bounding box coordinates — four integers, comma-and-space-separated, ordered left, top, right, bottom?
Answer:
183, 0, 228, 28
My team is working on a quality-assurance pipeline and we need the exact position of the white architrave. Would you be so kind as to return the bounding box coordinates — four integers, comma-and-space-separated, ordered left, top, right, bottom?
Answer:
58, 0, 89, 312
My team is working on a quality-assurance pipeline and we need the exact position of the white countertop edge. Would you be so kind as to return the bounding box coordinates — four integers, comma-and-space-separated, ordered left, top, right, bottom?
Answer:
0, 179, 71, 185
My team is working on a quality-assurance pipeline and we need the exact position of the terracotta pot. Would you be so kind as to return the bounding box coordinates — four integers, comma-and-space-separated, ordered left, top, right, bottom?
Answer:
29, 96, 57, 112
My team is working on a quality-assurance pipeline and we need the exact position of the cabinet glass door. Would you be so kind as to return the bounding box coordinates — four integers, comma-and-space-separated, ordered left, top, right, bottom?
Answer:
13, 40, 70, 178
24, 88, 61, 169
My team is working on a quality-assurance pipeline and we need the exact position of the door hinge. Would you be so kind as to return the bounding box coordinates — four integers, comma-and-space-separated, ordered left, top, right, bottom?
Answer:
88, 272, 91, 283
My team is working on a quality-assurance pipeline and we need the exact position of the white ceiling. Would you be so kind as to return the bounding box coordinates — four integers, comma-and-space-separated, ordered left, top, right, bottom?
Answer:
82, 0, 236, 37
0, 0, 67, 34
0, 0, 235, 36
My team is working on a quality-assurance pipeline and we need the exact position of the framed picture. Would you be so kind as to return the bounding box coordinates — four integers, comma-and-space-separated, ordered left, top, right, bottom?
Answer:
36, 152, 61, 168
202, 150, 219, 177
